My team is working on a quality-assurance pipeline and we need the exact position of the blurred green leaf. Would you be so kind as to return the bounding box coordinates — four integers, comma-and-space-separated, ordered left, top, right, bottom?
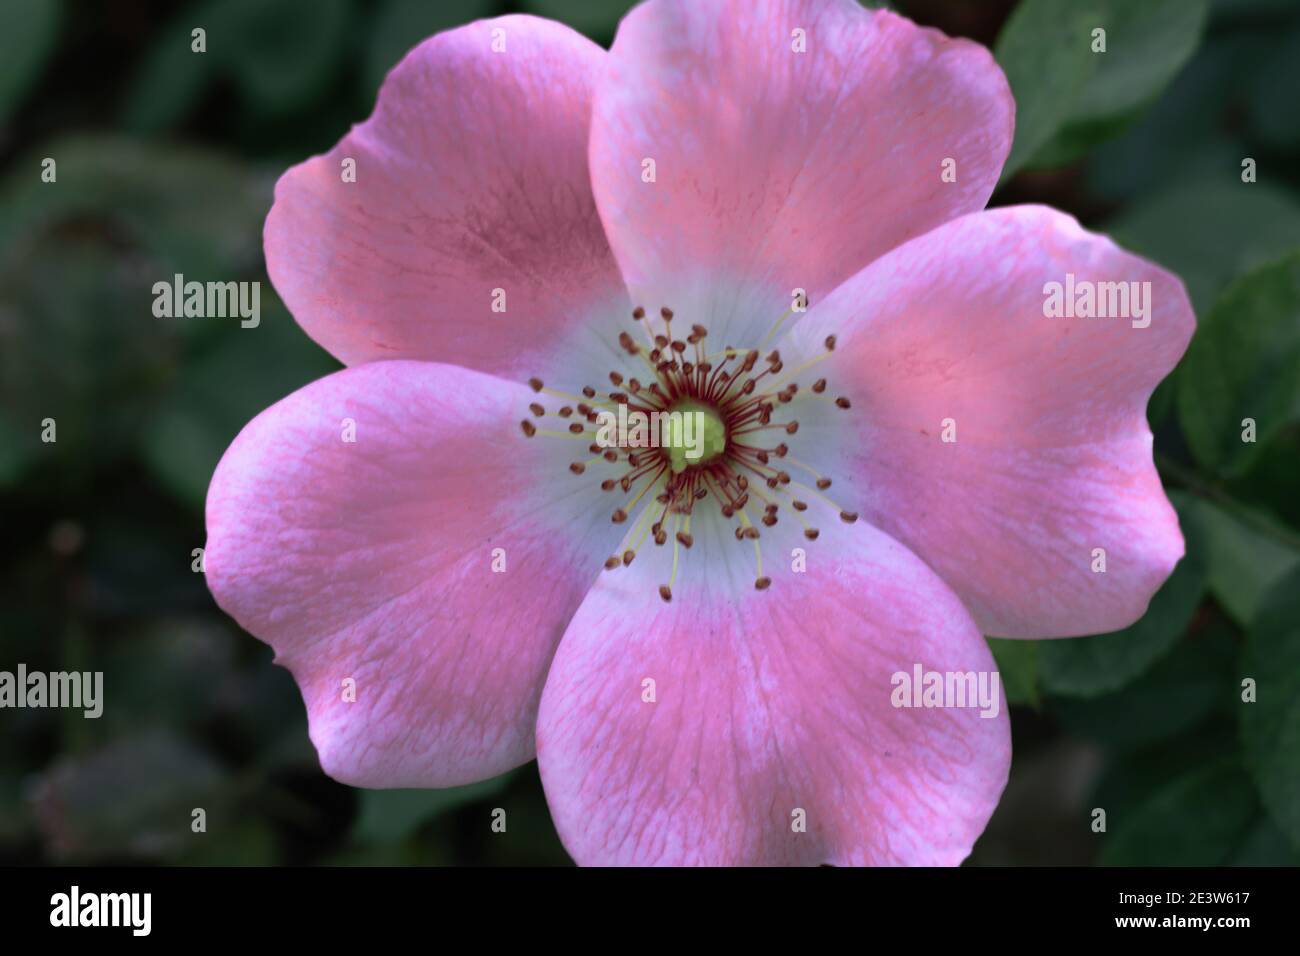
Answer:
0, 136, 270, 280
27, 732, 231, 862
119, 2, 221, 135
1247, 19, 1300, 150
1050, 616, 1235, 752
1038, 495, 1207, 697
1177, 251, 1300, 477
0, 0, 61, 127
1100, 756, 1258, 865
365, 0, 498, 97
140, 296, 338, 508
1231, 816, 1300, 865
1108, 179, 1300, 315
995, 0, 1101, 182
354, 771, 515, 844
1026, 0, 1209, 169
1189, 496, 1299, 627
986, 637, 1040, 707
1241, 565, 1300, 849
214, 0, 352, 115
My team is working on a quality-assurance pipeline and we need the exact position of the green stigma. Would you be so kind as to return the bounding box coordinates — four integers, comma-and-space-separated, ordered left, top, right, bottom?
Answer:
665, 402, 727, 474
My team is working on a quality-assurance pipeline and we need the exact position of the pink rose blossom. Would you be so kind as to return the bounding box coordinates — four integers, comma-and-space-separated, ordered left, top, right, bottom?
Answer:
205, 0, 1194, 865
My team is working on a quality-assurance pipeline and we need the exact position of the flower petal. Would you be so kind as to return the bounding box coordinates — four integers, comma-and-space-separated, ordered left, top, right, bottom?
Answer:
264, 15, 627, 377
536, 514, 1010, 865
589, 0, 1013, 335
205, 360, 622, 787
782, 205, 1195, 638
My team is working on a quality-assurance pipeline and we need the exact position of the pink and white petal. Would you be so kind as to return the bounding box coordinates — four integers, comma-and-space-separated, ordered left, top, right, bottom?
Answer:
264, 15, 627, 377
205, 360, 624, 788
589, 0, 1013, 343
536, 513, 1010, 866
782, 205, 1195, 639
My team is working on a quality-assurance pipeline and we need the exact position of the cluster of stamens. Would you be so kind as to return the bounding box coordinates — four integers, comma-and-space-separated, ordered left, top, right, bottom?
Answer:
521, 304, 856, 601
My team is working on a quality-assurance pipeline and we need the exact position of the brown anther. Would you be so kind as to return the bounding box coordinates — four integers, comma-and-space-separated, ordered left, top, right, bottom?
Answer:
654, 335, 669, 349
610, 392, 629, 403
659, 585, 672, 602
660, 307, 674, 321
609, 372, 624, 386
559, 406, 573, 417
676, 532, 693, 549
774, 443, 788, 457
623, 550, 636, 566
529, 378, 544, 392
582, 386, 596, 398
694, 488, 707, 499
792, 500, 808, 512
628, 378, 642, 392
620, 477, 632, 492
691, 324, 707, 337
770, 361, 784, 374
777, 471, 791, 485
588, 443, 601, 454
529, 403, 545, 416
605, 556, 621, 570
734, 493, 749, 509
601, 479, 617, 491
612, 509, 628, 523
756, 451, 769, 464
568, 423, 584, 434
633, 306, 646, 320
816, 478, 832, 490
824, 335, 837, 351
569, 462, 586, 475
737, 475, 749, 490
812, 378, 827, 393
762, 514, 777, 527
835, 397, 852, 409
840, 511, 858, 523
744, 527, 759, 539
804, 528, 820, 540
766, 350, 780, 364
654, 529, 668, 546
785, 422, 799, 434
754, 576, 772, 591
734, 526, 745, 540
603, 450, 618, 462
672, 340, 687, 353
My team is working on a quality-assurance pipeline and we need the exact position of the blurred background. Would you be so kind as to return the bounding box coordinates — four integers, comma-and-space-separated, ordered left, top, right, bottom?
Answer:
1, 0, 1298, 866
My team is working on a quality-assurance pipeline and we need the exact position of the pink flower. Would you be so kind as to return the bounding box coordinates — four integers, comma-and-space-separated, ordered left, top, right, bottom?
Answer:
205, 0, 1194, 865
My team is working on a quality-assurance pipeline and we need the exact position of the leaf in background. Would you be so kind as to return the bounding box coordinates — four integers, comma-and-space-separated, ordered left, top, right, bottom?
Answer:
1231, 816, 1300, 866
119, 1, 222, 136
1227, 426, 1300, 531
27, 732, 231, 863
1240, 565, 1300, 849
1177, 251, 1300, 477
1050, 616, 1236, 752
1099, 756, 1258, 866
364, 0, 498, 97
140, 296, 339, 509
0, 0, 61, 128
1026, 0, 1209, 169
214, 0, 351, 116
0, 136, 270, 281
353, 771, 516, 844
1037, 494, 1207, 698
995, 0, 1101, 183
1106, 178, 1300, 315
1246, 17, 1300, 151
986, 637, 1040, 708
1190, 497, 1299, 627
522, 0, 637, 44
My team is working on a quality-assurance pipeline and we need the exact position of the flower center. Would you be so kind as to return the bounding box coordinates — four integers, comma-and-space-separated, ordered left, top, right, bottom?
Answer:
521, 304, 856, 602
